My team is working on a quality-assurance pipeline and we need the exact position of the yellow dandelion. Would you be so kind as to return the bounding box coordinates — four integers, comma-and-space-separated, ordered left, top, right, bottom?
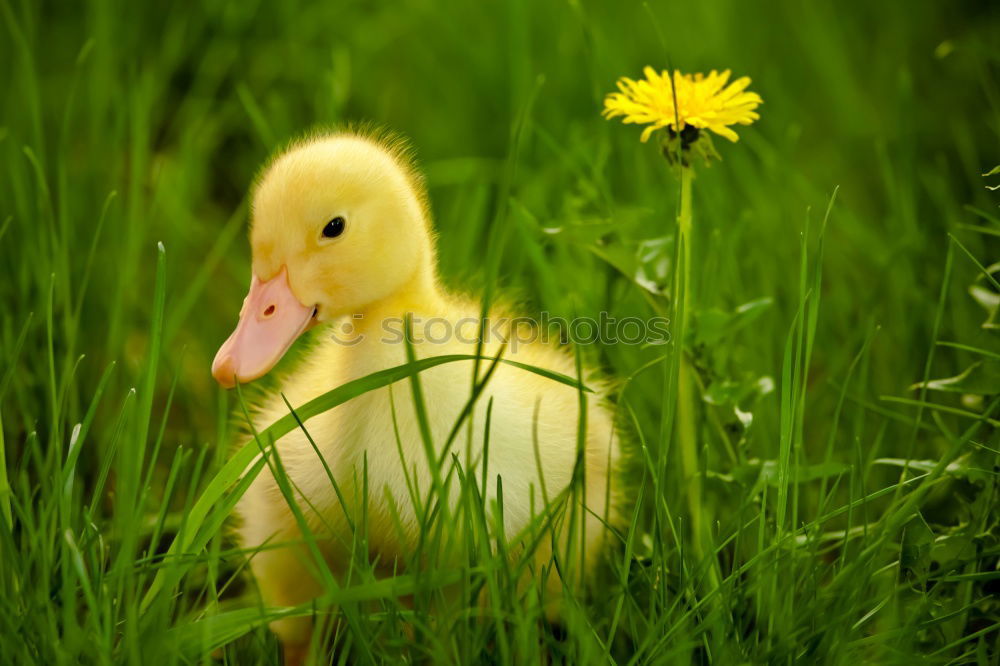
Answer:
603, 67, 762, 143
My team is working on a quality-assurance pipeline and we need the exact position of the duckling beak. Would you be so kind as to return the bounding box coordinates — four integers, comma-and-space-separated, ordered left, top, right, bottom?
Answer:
211, 266, 316, 388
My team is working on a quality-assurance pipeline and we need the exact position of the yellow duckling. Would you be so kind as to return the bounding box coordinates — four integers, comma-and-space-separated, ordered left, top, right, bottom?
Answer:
212, 130, 622, 661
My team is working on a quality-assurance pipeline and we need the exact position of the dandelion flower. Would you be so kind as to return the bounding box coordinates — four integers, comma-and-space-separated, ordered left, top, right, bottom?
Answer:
603, 67, 762, 143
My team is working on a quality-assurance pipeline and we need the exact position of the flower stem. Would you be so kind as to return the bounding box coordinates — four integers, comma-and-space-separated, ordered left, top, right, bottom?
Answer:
674, 166, 720, 594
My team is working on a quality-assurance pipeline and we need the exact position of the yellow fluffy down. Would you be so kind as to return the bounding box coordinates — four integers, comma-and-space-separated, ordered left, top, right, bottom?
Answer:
232, 130, 623, 657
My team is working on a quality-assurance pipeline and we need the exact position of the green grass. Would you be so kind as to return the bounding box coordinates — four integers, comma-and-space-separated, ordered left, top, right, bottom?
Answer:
2, 0, 1000, 663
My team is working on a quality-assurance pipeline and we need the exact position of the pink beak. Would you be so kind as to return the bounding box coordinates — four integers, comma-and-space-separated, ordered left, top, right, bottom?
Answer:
211, 266, 316, 388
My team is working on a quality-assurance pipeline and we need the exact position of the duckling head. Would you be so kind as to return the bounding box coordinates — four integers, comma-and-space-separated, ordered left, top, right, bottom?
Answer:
212, 132, 434, 388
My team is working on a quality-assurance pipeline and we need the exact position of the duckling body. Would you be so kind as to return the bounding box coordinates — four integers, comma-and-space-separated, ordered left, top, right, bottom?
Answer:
213, 131, 621, 659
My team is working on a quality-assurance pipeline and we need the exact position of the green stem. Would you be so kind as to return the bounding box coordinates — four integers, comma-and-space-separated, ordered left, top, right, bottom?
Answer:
674, 166, 720, 593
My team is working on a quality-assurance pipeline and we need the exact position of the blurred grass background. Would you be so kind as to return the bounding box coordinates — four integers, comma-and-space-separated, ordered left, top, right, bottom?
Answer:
2, 0, 999, 663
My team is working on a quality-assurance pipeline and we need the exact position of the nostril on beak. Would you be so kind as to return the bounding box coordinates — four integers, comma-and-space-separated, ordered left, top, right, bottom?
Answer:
263, 304, 276, 318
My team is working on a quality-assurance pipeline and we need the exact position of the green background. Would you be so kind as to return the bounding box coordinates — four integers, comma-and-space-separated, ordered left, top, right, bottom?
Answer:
2, 0, 998, 663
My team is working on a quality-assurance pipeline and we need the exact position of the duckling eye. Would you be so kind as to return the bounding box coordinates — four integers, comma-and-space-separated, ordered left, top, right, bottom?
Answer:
322, 216, 346, 239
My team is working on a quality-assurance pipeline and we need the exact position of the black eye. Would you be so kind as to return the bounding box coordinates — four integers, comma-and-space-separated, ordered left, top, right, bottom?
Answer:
322, 216, 346, 238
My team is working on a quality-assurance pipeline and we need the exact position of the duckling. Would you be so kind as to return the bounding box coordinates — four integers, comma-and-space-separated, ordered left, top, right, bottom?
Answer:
212, 129, 622, 662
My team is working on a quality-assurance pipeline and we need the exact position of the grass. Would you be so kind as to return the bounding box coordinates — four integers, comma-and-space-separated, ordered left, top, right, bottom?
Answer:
2, 0, 1000, 663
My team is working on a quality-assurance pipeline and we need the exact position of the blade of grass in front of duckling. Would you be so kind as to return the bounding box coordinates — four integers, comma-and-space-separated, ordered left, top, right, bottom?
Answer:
530, 399, 550, 510
438, 345, 505, 473
149, 451, 261, 625
464, 463, 512, 663
422, 402, 497, 594
245, 412, 362, 663
139, 354, 491, 612
244, 417, 341, 545
233, 385, 377, 666
388, 385, 423, 521
401, 318, 456, 596
448, 459, 477, 664
454, 407, 503, 638
569, 334, 588, 593
281, 393, 355, 533
140, 352, 593, 617
491, 473, 514, 663
165, 568, 466, 660
403, 314, 442, 492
